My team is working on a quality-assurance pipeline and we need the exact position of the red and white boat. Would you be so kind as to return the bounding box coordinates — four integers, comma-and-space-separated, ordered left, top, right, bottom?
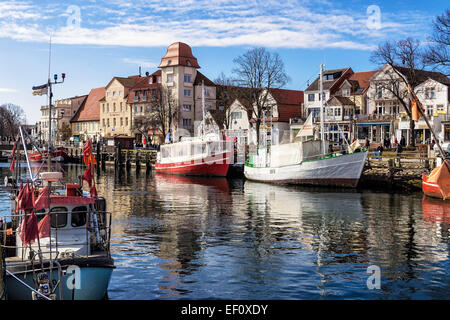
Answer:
155, 134, 233, 177
29, 146, 69, 163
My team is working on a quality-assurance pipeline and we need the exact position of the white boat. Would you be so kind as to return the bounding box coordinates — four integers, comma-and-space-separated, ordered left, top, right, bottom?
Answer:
244, 64, 368, 188
244, 142, 368, 187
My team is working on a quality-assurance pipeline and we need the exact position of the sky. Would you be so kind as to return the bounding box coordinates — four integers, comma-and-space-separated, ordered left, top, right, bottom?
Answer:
0, 0, 448, 124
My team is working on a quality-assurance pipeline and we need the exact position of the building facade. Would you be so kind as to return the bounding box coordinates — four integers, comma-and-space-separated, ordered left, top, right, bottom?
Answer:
71, 87, 105, 144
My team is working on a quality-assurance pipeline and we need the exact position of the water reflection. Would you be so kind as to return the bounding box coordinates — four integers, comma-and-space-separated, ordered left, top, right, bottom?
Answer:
0, 163, 448, 299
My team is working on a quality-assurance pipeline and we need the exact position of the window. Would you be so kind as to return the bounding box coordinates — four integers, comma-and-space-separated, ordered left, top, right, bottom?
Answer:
113, 118, 116, 126
107, 103, 110, 113
231, 112, 242, 120
427, 105, 433, 116
183, 118, 192, 127
184, 89, 191, 97
425, 87, 436, 99
135, 106, 138, 113
134, 91, 140, 102
204, 89, 210, 97
120, 102, 123, 112
107, 92, 110, 97
184, 75, 191, 83
437, 105, 444, 112
167, 74, 174, 82
71, 206, 87, 227
140, 106, 143, 113
125, 117, 128, 126
107, 118, 110, 127
113, 103, 116, 112
119, 91, 123, 96
103, 119, 105, 127
157, 76, 161, 83
343, 89, 350, 97
308, 94, 315, 102
142, 91, 148, 102
50, 207, 67, 228
183, 104, 192, 111
376, 83, 383, 99
113, 91, 116, 96
102, 104, 105, 113
120, 117, 123, 126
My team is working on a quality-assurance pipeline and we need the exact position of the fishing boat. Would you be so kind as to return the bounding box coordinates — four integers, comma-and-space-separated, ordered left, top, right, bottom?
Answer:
29, 146, 69, 163
155, 81, 233, 177
0, 70, 114, 300
244, 64, 368, 187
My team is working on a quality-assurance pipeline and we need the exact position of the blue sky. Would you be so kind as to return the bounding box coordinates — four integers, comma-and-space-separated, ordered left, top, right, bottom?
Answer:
0, 0, 448, 124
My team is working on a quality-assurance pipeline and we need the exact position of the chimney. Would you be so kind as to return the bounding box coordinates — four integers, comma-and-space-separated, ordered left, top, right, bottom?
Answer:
139, 66, 142, 77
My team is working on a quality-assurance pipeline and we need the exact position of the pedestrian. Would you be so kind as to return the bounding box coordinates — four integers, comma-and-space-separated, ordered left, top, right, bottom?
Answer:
397, 143, 403, 156
400, 135, 406, 147
365, 138, 370, 149
377, 144, 384, 159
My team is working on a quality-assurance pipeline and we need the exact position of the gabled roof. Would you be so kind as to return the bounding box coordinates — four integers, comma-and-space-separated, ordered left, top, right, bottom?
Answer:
348, 70, 377, 94
392, 65, 450, 86
71, 87, 105, 122
305, 67, 353, 92
194, 71, 215, 86
269, 88, 304, 105
327, 95, 356, 106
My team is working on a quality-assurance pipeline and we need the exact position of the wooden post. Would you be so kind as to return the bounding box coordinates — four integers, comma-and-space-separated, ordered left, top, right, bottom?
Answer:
0, 240, 4, 300
135, 150, 140, 171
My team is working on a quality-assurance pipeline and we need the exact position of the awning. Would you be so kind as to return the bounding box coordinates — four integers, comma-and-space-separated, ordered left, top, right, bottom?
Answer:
356, 122, 391, 126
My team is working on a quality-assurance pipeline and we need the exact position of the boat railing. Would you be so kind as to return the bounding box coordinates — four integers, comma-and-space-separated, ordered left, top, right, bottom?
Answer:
0, 210, 112, 261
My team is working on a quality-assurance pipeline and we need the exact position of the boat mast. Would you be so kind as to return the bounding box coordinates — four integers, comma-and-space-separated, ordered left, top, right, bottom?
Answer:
320, 64, 326, 156
202, 80, 206, 139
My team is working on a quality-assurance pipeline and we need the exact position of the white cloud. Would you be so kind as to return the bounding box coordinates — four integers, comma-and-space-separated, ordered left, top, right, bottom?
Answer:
0, 0, 434, 50
0, 88, 19, 93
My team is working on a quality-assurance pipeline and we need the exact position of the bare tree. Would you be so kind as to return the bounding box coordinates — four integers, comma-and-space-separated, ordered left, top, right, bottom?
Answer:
423, 9, 450, 76
133, 86, 178, 143
370, 38, 425, 147
232, 48, 289, 143
0, 103, 26, 139
214, 72, 247, 129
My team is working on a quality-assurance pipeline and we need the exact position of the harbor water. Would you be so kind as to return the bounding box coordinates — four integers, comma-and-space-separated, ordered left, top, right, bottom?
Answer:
1, 163, 449, 300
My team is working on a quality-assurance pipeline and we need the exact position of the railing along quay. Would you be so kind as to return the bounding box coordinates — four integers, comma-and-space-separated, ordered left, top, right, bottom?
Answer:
361, 150, 436, 191
65, 146, 157, 171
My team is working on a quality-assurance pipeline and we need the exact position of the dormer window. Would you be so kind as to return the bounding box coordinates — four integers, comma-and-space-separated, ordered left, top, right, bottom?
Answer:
167, 60, 172, 66
186, 60, 192, 67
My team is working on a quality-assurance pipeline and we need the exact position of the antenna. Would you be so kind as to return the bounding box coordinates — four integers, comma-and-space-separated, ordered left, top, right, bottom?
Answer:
48, 33, 52, 81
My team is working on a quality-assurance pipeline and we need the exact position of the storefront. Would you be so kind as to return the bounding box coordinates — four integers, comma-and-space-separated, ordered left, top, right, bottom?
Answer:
355, 121, 392, 143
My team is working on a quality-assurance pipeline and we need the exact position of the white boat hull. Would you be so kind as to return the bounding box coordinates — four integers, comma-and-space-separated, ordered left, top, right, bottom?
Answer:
244, 151, 368, 188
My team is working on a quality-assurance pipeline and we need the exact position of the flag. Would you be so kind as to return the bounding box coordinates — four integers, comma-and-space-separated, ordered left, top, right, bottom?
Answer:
34, 186, 50, 211
32, 84, 48, 96
37, 214, 50, 239
9, 141, 17, 171
411, 98, 421, 122
17, 183, 39, 245
82, 139, 98, 198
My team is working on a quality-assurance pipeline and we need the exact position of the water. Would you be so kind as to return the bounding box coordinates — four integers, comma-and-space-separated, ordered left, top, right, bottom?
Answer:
1, 163, 449, 299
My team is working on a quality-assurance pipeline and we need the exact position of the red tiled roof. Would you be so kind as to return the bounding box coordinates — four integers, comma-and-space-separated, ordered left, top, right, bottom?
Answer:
275, 104, 302, 122
194, 71, 215, 86
71, 87, 105, 122
269, 88, 304, 105
158, 42, 200, 68
348, 70, 377, 94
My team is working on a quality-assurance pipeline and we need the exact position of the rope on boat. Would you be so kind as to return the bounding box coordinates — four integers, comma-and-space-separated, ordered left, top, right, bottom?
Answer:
5, 269, 52, 300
